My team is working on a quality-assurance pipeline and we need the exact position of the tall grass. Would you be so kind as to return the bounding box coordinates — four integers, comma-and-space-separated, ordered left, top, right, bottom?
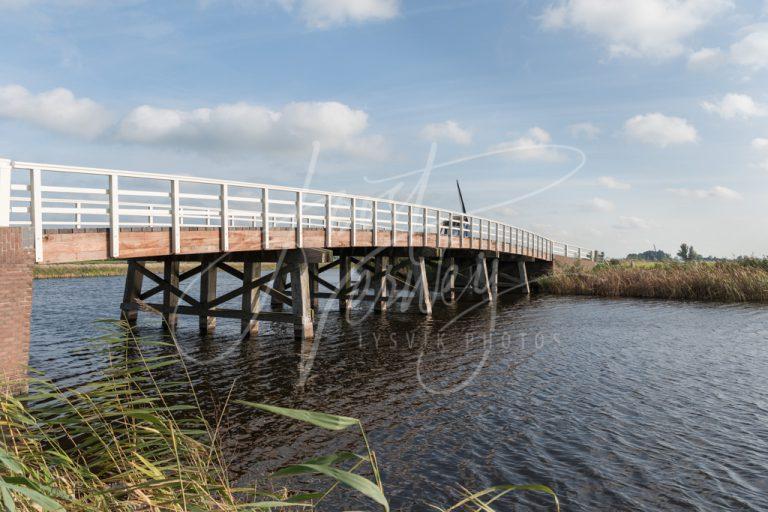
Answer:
0, 325, 560, 511
541, 260, 768, 302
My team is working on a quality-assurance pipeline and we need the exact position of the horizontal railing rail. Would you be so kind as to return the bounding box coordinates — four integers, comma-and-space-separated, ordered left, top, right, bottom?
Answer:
0, 157, 600, 263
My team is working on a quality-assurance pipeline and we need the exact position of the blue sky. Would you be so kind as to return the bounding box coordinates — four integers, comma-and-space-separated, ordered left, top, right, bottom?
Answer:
1, 0, 767, 257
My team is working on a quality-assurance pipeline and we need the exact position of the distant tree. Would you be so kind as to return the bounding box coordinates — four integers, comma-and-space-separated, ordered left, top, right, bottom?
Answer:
626, 249, 671, 261
677, 243, 702, 261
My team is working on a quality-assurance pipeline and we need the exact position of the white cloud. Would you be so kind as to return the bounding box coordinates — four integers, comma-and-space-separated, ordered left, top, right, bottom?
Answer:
587, 197, 615, 212
687, 47, 726, 70
490, 127, 563, 161
623, 113, 698, 147
597, 176, 631, 190
614, 216, 650, 230
117, 100, 386, 157
752, 137, 768, 150
701, 93, 767, 119
729, 25, 768, 70
750, 137, 768, 172
293, 0, 399, 28
420, 120, 472, 145
666, 185, 742, 199
0, 84, 112, 139
568, 122, 601, 140
540, 0, 733, 59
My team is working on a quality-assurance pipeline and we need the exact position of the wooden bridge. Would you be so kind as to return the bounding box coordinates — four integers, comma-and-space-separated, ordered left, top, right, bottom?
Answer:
0, 157, 600, 358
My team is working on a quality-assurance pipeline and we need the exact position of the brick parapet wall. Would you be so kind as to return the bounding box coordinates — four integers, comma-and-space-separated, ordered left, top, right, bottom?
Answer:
0, 227, 33, 389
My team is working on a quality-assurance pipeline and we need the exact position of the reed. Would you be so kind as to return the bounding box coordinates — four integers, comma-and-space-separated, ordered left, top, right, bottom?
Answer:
0, 325, 559, 511
540, 260, 768, 302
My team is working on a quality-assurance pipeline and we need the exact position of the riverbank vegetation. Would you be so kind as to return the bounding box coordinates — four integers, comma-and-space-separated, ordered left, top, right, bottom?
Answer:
0, 326, 559, 511
33, 261, 271, 279
34, 262, 204, 279
541, 258, 768, 303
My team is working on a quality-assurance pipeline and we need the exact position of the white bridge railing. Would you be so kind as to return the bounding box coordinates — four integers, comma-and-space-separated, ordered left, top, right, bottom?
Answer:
0, 158, 599, 263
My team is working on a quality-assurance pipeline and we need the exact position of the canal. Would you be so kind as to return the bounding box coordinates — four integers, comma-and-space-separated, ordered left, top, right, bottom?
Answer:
31, 276, 768, 510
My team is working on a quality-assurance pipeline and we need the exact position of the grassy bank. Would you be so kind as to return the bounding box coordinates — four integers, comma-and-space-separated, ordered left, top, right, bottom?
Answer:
34, 261, 269, 279
0, 326, 559, 511
541, 259, 768, 302
35, 261, 137, 279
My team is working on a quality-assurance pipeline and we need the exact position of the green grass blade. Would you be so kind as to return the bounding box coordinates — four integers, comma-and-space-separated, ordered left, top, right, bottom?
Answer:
272, 463, 388, 511
236, 401, 359, 431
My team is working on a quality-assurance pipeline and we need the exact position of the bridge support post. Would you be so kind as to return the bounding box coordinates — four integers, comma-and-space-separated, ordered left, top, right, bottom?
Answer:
442, 257, 457, 302
199, 256, 217, 333
121, 260, 144, 326
162, 260, 180, 331
290, 261, 314, 340
374, 255, 389, 312
271, 267, 287, 310
488, 257, 499, 301
338, 256, 351, 313
411, 256, 432, 314
518, 260, 530, 294
309, 262, 319, 310
473, 252, 493, 303
241, 258, 262, 338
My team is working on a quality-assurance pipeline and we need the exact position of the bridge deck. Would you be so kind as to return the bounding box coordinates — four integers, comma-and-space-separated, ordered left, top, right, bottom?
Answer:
41, 226, 558, 263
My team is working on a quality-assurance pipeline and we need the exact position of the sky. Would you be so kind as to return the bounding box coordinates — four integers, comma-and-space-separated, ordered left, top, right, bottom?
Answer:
1, 0, 767, 258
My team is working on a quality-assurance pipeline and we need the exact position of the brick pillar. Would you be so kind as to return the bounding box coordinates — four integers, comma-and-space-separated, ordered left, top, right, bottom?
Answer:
0, 227, 34, 388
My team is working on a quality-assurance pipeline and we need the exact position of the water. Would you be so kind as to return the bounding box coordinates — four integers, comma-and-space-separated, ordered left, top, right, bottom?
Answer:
31, 276, 768, 510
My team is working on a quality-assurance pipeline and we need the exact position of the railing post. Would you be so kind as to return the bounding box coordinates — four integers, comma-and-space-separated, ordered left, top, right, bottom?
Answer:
109, 174, 119, 258
407, 205, 413, 246
220, 183, 229, 251
295, 191, 303, 248
422, 207, 427, 246
460, 214, 465, 248
262, 187, 269, 250
75, 201, 82, 229
325, 194, 332, 247
391, 202, 396, 246
351, 197, 357, 246
436, 210, 441, 247
30, 168, 43, 262
372, 199, 378, 246
0, 159, 12, 227
171, 179, 181, 254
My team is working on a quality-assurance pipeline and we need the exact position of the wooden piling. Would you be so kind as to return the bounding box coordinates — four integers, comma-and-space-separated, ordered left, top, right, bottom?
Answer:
271, 267, 287, 310
309, 262, 319, 310
374, 255, 389, 312
199, 256, 217, 333
444, 256, 456, 301
241, 258, 262, 338
474, 253, 493, 303
162, 259, 180, 331
489, 257, 499, 301
411, 256, 432, 314
121, 260, 143, 325
290, 261, 314, 339
518, 260, 530, 294
339, 256, 351, 312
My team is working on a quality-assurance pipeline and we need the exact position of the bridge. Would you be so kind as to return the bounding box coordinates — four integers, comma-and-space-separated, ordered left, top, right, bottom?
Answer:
0, 157, 600, 382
